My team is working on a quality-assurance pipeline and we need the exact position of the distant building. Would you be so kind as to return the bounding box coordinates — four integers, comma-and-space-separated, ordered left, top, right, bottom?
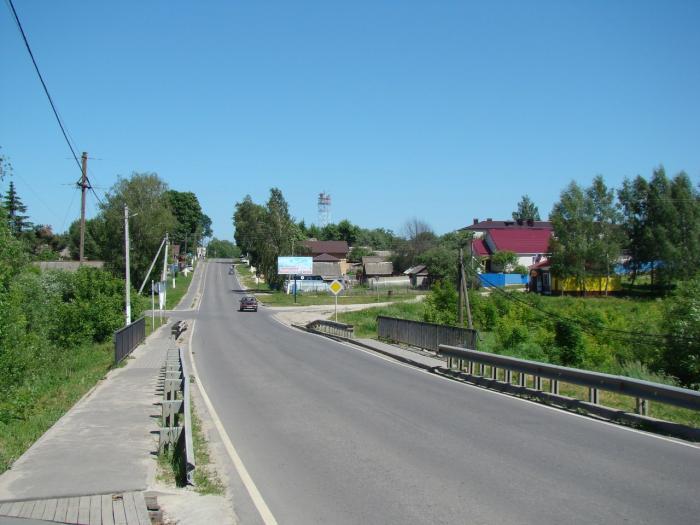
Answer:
33, 261, 105, 272
463, 218, 553, 271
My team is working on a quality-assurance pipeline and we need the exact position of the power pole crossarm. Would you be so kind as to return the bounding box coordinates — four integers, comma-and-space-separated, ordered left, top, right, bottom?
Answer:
79, 152, 88, 263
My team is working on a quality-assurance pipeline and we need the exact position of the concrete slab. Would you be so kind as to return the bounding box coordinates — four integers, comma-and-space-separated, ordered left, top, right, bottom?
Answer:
0, 324, 173, 502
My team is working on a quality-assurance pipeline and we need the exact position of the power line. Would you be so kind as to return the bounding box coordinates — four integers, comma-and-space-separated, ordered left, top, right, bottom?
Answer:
6, 0, 104, 206
470, 268, 700, 344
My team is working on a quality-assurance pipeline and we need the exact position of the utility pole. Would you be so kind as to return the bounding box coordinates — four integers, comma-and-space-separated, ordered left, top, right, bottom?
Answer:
458, 248, 465, 326
124, 205, 131, 325
78, 152, 88, 263
161, 232, 169, 309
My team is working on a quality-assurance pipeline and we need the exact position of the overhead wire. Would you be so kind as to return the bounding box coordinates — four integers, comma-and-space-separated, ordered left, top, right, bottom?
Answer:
6, 0, 105, 207
468, 264, 700, 344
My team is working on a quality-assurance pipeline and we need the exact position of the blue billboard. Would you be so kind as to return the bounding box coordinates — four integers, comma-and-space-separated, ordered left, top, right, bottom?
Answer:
277, 256, 313, 275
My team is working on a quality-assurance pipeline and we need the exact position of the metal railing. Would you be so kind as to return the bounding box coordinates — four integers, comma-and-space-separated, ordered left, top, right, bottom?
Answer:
378, 316, 478, 353
114, 317, 145, 364
159, 346, 195, 485
307, 319, 355, 339
439, 344, 700, 416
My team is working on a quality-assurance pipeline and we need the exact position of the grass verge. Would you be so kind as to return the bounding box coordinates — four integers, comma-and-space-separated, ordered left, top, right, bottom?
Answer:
156, 395, 224, 494
0, 341, 114, 473
336, 302, 425, 338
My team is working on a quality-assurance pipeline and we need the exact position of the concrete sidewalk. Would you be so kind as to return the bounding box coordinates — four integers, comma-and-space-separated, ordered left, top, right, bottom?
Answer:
0, 323, 172, 502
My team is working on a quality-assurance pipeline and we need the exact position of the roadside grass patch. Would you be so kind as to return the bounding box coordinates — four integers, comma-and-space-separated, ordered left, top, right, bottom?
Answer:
336, 302, 425, 338
165, 270, 194, 310
191, 403, 224, 495
0, 341, 113, 473
235, 264, 270, 292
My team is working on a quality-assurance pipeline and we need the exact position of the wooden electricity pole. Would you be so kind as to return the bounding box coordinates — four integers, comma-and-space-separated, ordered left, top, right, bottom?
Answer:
78, 151, 88, 263
458, 246, 474, 330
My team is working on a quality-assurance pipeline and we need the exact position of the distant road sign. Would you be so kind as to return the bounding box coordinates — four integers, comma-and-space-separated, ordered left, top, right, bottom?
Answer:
329, 280, 344, 295
277, 256, 313, 275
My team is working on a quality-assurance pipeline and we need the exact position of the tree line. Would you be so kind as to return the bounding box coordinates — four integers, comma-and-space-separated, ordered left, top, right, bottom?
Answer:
550, 167, 700, 291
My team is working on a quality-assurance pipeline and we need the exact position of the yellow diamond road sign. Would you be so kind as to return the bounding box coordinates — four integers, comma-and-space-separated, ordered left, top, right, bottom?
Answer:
329, 280, 344, 295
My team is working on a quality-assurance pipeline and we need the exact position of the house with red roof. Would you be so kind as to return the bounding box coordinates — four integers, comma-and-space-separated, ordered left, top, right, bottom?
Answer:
463, 218, 553, 271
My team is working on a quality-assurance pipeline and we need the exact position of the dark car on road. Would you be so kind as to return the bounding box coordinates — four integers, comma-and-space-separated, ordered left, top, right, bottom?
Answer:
239, 295, 258, 312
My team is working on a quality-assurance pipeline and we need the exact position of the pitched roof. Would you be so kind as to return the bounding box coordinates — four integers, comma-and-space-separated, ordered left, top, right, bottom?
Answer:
313, 252, 340, 262
464, 220, 553, 231
489, 228, 552, 254
472, 238, 490, 257
364, 261, 393, 275
404, 264, 428, 275
362, 255, 387, 264
303, 240, 349, 255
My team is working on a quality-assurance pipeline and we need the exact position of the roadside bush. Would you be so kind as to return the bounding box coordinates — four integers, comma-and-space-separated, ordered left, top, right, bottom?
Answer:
423, 280, 457, 326
553, 320, 585, 367
661, 278, 700, 387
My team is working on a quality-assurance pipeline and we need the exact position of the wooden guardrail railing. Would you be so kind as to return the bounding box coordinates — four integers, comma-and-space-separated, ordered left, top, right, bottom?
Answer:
159, 344, 195, 485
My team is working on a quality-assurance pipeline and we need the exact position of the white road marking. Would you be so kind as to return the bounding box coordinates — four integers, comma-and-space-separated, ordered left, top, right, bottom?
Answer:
186, 265, 279, 525
272, 316, 700, 450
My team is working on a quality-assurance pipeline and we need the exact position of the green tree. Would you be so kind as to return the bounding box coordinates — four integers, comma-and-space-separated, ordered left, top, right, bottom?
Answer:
2, 181, 32, 236
166, 190, 205, 252
587, 176, 623, 293
618, 167, 700, 287
490, 251, 518, 272
207, 238, 240, 259
99, 173, 177, 288
550, 181, 593, 293
67, 217, 106, 261
662, 277, 700, 386
512, 194, 541, 221
233, 195, 266, 264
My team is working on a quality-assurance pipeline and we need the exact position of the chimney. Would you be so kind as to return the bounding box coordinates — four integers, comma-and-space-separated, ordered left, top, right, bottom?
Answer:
486, 218, 493, 222
473, 218, 479, 225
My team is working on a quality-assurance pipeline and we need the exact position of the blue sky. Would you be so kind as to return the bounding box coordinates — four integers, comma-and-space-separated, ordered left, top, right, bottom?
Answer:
2, 1, 699, 239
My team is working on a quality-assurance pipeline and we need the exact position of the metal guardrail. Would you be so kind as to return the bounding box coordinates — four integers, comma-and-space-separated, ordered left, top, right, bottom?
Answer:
439, 344, 700, 415
307, 319, 355, 339
114, 317, 145, 364
378, 316, 478, 353
159, 344, 195, 485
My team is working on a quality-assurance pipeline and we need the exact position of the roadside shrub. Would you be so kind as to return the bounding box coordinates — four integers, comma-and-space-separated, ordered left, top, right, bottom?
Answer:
423, 281, 457, 326
661, 278, 700, 387
554, 320, 585, 367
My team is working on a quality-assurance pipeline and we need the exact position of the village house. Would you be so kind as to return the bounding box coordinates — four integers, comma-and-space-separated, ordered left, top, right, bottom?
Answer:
463, 218, 553, 271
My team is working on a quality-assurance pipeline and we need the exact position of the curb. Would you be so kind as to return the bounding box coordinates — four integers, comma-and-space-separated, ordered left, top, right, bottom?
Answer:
291, 323, 441, 372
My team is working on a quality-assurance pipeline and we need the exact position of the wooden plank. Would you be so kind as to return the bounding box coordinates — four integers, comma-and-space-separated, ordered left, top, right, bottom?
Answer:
122, 492, 139, 525
78, 495, 91, 524
19, 500, 35, 518
65, 496, 81, 524
131, 492, 152, 525
42, 498, 58, 521
7, 501, 23, 517
89, 495, 102, 525
112, 496, 127, 525
101, 494, 115, 525
30, 499, 47, 518
54, 497, 70, 522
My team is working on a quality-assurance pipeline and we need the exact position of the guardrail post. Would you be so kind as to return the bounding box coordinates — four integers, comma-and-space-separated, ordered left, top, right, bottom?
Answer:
504, 370, 512, 384
589, 387, 599, 404
636, 397, 649, 416
518, 372, 526, 387
534, 376, 542, 391
479, 363, 485, 376
490, 366, 497, 380
550, 379, 560, 395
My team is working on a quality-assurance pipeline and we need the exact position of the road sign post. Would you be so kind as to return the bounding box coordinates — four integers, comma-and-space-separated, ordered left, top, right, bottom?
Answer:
329, 280, 344, 322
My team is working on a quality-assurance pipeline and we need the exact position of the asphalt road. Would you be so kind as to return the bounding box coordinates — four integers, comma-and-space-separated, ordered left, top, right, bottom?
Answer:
192, 260, 700, 525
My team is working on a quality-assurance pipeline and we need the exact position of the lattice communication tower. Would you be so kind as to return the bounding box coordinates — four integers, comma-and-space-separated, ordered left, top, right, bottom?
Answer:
318, 192, 331, 227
